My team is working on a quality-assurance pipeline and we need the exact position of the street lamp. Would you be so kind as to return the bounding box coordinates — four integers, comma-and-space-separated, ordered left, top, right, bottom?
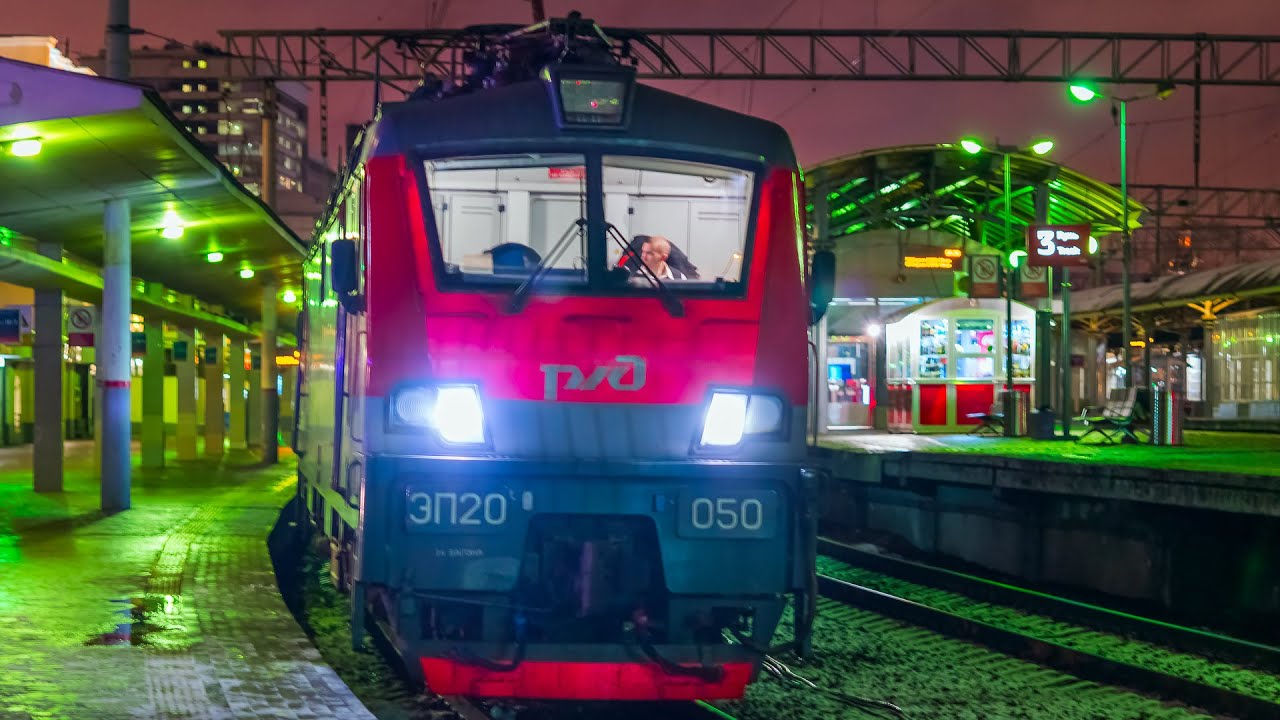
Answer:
1067, 80, 1175, 388
957, 137, 1054, 436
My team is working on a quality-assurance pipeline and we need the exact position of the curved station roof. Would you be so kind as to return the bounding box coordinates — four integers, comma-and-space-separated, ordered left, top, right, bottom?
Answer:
806, 143, 1145, 252
0, 56, 305, 335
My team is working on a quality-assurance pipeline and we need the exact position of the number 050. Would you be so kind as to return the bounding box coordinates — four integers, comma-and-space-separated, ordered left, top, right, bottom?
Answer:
690, 497, 764, 531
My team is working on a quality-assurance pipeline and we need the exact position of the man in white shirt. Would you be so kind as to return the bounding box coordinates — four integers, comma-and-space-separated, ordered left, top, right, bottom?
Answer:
639, 236, 686, 280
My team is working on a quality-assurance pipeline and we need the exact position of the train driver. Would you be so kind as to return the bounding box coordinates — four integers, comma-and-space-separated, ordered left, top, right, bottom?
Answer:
638, 235, 687, 280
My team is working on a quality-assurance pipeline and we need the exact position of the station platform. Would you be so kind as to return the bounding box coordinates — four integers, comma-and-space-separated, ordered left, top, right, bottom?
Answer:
0, 441, 373, 720
820, 429, 1280, 478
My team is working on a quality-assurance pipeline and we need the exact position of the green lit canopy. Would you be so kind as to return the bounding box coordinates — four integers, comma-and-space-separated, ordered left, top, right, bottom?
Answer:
806, 144, 1144, 252
0, 57, 305, 322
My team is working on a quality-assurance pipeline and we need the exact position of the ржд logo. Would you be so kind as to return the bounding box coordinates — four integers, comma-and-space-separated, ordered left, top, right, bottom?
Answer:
540, 355, 646, 400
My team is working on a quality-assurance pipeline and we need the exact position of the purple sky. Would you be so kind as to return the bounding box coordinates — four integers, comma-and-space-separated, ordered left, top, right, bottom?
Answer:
18, 0, 1280, 188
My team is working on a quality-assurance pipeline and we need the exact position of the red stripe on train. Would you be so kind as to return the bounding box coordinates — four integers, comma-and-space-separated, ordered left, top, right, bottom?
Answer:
420, 658, 753, 700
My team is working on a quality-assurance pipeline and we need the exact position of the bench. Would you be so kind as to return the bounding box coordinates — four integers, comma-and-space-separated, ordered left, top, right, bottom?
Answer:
1076, 387, 1148, 444
966, 403, 1004, 436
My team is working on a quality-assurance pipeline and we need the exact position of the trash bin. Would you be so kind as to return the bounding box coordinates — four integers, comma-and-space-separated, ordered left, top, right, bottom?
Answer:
1029, 408, 1056, 439
999, 390, 1028, 437
1151, 388, 1184, 446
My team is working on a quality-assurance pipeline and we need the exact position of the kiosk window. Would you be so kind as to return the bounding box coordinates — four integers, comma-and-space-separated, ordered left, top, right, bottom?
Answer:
919, 319, 947, 378
955, 319, 996, 379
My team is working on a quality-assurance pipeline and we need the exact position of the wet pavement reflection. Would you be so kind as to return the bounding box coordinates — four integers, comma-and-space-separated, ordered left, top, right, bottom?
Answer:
0, 441, 374, 719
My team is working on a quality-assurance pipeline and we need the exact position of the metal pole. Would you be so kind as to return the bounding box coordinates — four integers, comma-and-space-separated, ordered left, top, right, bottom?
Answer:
105, 0, 130, 80
1060, 267, 1073, 438
101, 198, 132, 512
260, 81, 277, 208
1004, 151, 1015, 435
1120, 99, 1132, 388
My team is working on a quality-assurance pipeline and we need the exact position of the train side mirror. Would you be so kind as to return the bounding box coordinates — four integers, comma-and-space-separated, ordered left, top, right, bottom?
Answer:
330, 239, 364, 313
808, 250, 835, 325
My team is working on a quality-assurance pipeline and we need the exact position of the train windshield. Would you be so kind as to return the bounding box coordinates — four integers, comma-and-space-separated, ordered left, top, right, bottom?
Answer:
425, 153, 754, 292
603, 156, 752, 286
427, 154, 589, 285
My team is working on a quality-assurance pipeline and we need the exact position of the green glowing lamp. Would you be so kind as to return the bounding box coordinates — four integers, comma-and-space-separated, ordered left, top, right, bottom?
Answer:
1030, 139, 1055, 156
206, 251, 223, 263
1068, 83, 1099, 103
959, 139, 983, 155
282, 289, 297, 304
9, 138, 42, 157
1088, 236, 1099, 254
239, 268, 255, 279
1008, 249, 1028, 268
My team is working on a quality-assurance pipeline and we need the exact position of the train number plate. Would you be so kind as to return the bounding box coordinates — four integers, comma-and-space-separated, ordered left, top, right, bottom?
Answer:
676, 491, 778, 539
404, 487, 521, 534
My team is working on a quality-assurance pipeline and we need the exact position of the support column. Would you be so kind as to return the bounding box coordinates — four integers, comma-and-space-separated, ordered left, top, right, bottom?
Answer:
247, 345, 261, 447
141, 316, 165, 467
873, 322, 889, 431
1083, 333, 1104, 408
261, 280, 279, 464
33, 242, 63, 492
1201, 317, 1218, 417
203, 336, 225, 457
227, 337, 247, 450
174, 326, 197, 460
100, 198, 131, 512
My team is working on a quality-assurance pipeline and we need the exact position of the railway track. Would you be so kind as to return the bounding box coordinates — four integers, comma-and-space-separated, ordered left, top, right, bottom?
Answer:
816, 537, 1280, 720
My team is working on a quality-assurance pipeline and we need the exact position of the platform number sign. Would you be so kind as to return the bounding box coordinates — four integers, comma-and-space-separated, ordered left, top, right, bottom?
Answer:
1026, 224, 1093, 267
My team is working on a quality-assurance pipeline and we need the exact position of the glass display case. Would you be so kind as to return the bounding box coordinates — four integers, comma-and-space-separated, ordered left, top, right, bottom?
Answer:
883, 297, 1037, 433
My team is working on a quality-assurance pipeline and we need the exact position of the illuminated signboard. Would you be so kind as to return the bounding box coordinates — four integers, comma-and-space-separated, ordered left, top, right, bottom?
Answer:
1026, 224, 1094, 267
903, 246, 964, 270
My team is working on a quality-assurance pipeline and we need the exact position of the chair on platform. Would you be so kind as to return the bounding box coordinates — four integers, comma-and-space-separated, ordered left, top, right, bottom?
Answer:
1076, 387, 1146, 444
967, 403, 1004, 436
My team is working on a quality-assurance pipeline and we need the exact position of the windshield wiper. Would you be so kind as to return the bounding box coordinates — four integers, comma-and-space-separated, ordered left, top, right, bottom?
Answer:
606, 222, 685, 318
507, 217, 585, 314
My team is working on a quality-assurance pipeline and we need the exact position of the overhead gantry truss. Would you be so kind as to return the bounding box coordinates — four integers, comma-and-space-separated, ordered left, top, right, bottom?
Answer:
217, 28, 1280, 87
1126, 185, 1280, 227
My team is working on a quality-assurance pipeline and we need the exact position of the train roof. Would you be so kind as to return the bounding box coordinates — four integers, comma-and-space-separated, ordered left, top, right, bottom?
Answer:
371, 79, 797, 169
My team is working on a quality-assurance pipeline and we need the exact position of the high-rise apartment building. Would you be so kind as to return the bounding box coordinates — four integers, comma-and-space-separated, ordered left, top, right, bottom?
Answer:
82, 42, 321, 196
79, 41, 332, 237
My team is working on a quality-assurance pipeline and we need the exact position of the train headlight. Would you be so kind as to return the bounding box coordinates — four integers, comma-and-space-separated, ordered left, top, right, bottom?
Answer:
390, 384, 486, 446
699, 392, 786, 447
433, 386, 485, 445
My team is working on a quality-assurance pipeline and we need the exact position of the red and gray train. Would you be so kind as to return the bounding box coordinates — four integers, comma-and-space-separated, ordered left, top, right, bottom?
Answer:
294, 15, 834, 704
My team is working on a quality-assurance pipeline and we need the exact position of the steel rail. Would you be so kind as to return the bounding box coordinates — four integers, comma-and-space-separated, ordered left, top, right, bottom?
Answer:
819, 536, 1280, 672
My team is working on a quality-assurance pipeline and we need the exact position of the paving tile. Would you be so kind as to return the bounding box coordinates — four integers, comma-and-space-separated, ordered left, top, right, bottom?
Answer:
0, 441, 375, 719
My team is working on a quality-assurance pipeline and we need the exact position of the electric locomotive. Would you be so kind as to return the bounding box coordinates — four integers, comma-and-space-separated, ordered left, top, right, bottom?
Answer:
294, 13, 835, 703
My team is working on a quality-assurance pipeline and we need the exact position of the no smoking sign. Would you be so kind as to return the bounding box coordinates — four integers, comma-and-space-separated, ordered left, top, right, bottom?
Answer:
68, 306, 97, 347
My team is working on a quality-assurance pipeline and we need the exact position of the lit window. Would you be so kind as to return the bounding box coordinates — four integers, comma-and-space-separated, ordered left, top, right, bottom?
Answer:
182, 83, 192, 92
232, 166, 241, 176
197, 59, 208, 69
196, 126, 207, 135
182, 104, 192, 113
197, 104, 207, 113
182, 60, 192, 68
197, 83, 208, 92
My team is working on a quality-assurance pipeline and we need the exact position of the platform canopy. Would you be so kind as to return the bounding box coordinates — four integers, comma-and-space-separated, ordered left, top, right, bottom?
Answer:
806, 144, 1145, 253
0, 56, 306, 324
